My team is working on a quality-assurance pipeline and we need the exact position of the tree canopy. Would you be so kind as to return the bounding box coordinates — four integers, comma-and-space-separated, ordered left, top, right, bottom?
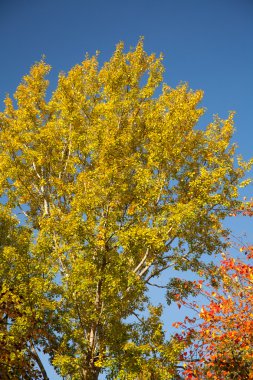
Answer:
0, 40, 249, 380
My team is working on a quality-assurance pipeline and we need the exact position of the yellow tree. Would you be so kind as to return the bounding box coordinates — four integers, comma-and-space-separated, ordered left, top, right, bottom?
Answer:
0, 206, 57, 380
0, 40, 249, 379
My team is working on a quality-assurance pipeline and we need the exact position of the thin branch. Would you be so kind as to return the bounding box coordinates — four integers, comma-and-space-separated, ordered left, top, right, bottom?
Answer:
165, 234, 175, 249
132, 310, 145, 325
59, 125, 72, 179
133, 247, 150, 274
32, 161, 41, 179
145, 262, 174, 282
139, 260, 153, 278
63, 144, 71, 174
17, 203, 29, 218
135, 227, 174, 277
147, 282, 167, 289
53, 233, 67, 275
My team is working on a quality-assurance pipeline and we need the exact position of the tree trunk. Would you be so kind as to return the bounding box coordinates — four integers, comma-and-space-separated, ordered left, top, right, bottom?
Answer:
30, 342, 49, 380
82, 366, 100, 380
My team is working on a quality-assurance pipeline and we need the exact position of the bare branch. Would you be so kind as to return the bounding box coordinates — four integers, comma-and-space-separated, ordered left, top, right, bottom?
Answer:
32, 161, 41, 179
145, 262, 174, 282
132, 310, 145, 325
139, 260, 153, 278
134, 227, 174, 277
59, 125, 72, 179
147, 282, 167, 289
53, 233, 67, 275
133, 247, 150, 274
17, 203, 29, 218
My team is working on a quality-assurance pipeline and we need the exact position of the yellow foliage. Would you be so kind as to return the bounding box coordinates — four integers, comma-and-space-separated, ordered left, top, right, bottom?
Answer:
0, 39, 249, 379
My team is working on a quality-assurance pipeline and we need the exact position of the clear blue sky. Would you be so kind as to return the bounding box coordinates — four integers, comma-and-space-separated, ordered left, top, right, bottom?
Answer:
1, 0, 253, 378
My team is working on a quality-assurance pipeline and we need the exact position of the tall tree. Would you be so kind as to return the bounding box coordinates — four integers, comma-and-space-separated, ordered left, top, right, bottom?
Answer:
0, 40, 249, 379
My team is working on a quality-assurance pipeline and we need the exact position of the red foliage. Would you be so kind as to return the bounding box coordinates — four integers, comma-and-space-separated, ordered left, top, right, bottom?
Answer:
174, 247, 253, 379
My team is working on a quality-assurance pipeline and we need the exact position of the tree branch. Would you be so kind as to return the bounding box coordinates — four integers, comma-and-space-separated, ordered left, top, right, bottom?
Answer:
32, 161, 41, 179
145, 262, 174, 282
133, 247, 150, 274
29, 341, 49, 380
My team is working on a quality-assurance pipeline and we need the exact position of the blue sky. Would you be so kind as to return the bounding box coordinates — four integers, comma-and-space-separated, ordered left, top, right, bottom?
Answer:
1, 0, 253, 378
1, 0, 253, 161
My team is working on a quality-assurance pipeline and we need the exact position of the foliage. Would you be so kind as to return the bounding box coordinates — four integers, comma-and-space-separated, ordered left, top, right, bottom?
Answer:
0, 39, 249, 379
174, 247, 253, 379
0, 206, 56, 379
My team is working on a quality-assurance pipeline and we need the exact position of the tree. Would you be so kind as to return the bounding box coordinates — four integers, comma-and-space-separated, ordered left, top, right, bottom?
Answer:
0, 206, 56, 379
0, 39, 249, 379
174, 248, 253, 380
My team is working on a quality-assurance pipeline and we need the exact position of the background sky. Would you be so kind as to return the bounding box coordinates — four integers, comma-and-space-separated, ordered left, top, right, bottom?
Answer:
1, 0, 253, 378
